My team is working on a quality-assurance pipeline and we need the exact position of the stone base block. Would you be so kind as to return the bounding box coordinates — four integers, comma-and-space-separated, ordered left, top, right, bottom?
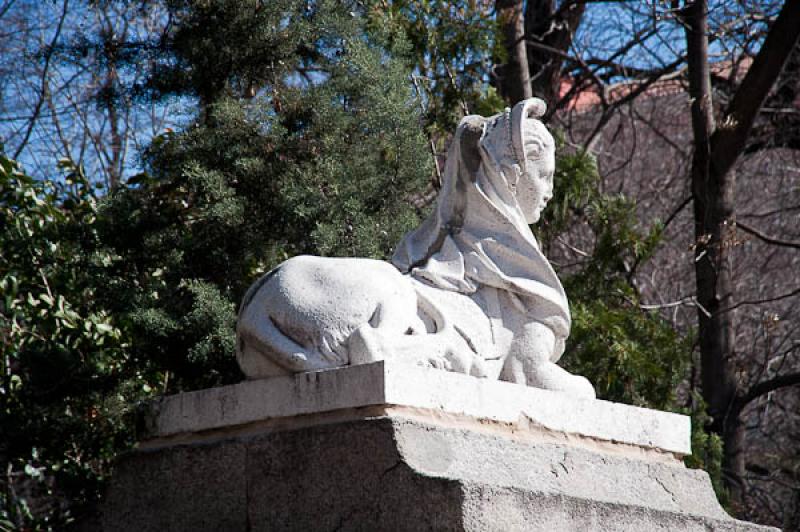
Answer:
102, 363, 776, 531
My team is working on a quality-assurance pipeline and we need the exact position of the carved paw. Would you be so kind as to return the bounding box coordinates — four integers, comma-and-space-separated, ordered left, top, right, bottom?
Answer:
525, 361, 596, 399
566, 374, 596, 399
445, 349, 489, 378
418, 354, 453, 371
347, 324, 386, 365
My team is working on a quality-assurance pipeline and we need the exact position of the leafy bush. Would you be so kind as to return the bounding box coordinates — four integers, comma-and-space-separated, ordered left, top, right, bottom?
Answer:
1, 155, 144, 529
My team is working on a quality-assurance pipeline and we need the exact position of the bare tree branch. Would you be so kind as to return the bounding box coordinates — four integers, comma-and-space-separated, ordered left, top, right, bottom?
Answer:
710, 0, 800, 178
0, 0, 16, 21
736, 221, 800, 249
739, 372, 800, 411
725, 286, 800, 313
663, 195, 692, 231
640, 296, 711, 317
12, 0, 69, 160
582, 56, 686, 150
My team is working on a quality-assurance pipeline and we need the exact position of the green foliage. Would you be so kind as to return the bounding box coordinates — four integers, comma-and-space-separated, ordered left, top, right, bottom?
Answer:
0, 154, 147, 529
99, 0, 431, 392
684, 395, 729, 510
566, 298, 686, 408
372, 0, 498, 132
146, 0, 311, 104
539, 141, 688, 409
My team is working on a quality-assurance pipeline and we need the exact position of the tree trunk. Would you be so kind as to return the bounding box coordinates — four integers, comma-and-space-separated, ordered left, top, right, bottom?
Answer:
496, 0, 532, 104
682, 0, 800, 511
683, 0, 743, 505
101, 21, 122, 189
524, 0, 585, 103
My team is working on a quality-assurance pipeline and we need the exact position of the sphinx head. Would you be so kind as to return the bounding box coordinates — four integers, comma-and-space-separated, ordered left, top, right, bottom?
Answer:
478, 97, 556, 224
517, 115, 556, 224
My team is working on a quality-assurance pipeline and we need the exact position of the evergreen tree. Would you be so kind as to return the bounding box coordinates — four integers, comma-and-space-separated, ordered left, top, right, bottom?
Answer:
101, 0, 432, 390
3, 1, 432, 526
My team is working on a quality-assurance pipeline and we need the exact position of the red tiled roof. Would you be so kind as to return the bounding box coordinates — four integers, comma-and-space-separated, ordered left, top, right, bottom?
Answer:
557, 57, 755, 113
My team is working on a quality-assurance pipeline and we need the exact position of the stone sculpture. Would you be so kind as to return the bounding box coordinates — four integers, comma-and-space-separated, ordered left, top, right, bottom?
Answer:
236, 97, 595, 398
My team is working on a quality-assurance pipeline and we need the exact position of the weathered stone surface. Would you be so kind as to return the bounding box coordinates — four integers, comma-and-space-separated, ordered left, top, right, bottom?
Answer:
103, 416, 775, 531
103, 440, 247, 531
147, 362, 690, 456
102, 366, 775, 531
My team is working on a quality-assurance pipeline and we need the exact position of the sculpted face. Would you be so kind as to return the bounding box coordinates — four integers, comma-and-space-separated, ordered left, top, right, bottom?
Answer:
516, 123, 556, 225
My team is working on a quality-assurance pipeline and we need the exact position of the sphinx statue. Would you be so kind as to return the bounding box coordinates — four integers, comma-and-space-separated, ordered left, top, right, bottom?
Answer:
236, 98, 595, 398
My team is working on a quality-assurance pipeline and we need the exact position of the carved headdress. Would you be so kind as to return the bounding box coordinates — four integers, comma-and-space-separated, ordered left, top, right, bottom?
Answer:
392, 98, 570, 336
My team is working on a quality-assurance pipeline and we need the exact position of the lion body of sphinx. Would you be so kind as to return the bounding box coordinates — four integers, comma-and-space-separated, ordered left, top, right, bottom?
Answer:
236, 254, 594, 397
236, 255, 495, 379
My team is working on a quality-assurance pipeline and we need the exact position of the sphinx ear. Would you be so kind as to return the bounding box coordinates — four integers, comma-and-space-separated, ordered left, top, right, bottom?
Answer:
525, 138, 546, 162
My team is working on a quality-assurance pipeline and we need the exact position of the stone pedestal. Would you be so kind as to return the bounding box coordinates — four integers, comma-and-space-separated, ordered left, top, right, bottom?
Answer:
103, 362, 776, 531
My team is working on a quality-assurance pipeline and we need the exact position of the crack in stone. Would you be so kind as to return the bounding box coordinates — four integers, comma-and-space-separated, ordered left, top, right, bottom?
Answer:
653, 473, 679, 506
381, 459, 403, 479
331, 507, 359, 532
